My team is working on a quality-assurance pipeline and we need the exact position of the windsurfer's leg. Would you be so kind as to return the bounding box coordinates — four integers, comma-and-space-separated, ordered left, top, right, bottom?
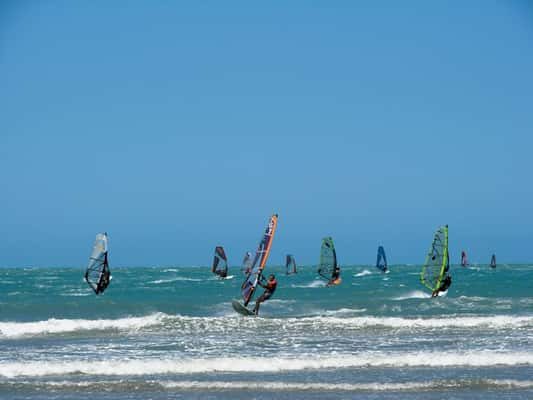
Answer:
253, 294, 266, 314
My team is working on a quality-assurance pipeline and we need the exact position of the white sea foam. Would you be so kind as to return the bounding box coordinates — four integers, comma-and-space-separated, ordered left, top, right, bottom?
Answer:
149, 277, 202, 284
354, 269, 372, 277
7, 379, 533, 392
1, 352, 533, 378
294, 314, 533, 329
0, 313, 167, 338
159, 379, 533, 391
291, 280, 324, 288
321, 308, 367, 316
2, 313, 530, 339
392, 290, 431, 300
59, 291, 91, 297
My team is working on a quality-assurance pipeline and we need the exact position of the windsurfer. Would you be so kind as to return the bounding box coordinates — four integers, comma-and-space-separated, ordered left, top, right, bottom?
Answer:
432, 275, 451, 297
216, 269, 228, 279
253, 274, 277, 315
326, 265, 341, 286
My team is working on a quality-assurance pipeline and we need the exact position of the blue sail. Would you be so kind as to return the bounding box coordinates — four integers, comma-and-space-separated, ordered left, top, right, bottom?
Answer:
376, 246, 388, 272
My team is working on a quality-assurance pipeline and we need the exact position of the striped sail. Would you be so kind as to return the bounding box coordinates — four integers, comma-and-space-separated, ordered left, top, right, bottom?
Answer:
241, 214, 279, 306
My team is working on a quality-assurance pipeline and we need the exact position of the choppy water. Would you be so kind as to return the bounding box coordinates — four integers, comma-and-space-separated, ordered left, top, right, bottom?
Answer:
1, 264, 532, 399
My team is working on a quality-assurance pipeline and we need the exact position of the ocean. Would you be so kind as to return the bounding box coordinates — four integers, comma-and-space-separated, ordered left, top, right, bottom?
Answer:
1, 264, 532, 399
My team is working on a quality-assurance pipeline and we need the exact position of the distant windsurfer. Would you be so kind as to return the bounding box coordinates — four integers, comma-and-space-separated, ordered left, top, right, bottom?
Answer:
215, 269, 228, 279
461, 250, 468, 267
432, 275, 451, 297
242, 251, 252, 274
253, 274, 277, 315
326, 265, 341, 287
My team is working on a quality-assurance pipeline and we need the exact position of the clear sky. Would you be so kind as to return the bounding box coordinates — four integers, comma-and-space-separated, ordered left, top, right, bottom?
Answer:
1, 1, 532, 267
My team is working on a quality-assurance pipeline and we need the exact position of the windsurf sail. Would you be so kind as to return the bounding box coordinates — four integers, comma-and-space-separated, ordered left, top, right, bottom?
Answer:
318, 237, 338, 281
85, 233, 111, 295
420, 225, 449, 292
490, 254, 496, 269
240, 214, 279, 306
285, 254, 297, 275
212, 246, 228, 277
461, 250, 468, 267
241, 251, 252, 274
376, 246, 388, 272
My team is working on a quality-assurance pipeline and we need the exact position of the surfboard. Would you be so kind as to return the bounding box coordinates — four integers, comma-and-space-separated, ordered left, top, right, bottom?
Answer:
232, 299, 255, 316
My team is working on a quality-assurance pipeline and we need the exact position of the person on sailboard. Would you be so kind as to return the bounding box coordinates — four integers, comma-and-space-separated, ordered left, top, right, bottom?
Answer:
253, 274, 277, 315
214, 268, 228, 279
432, 275, 451, 297
326, 265, 341, 287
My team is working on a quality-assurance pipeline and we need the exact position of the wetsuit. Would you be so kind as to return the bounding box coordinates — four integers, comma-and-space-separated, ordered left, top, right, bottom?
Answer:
432, 275, 451, 297
439, 275, 452, 292
253, 277, 277, 315
327, 267, 341, 286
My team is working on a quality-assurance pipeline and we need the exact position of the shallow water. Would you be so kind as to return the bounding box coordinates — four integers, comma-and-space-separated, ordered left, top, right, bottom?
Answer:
1, 264, 532, 399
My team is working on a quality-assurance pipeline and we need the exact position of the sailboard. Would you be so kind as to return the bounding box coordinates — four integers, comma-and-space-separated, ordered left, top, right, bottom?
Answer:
233, 214, 279, 314
318, 237, 341, 285
376, 246, 388, 272
231, 299, 255, 316
285, 254, 297, 275
212, 246, 228, 278
461, 250, 468, 267
241, 251, 252, 274
490, 254, 496, 269
85, 233, 111, 295
420, 225, 450, 293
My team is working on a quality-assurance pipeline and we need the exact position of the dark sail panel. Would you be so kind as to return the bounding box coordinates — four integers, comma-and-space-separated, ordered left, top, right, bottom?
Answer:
376, 246, 388, 272
85, 233, 111, 295
212, 246, 228, 277
490, 254, 496, 269
285, 254, 297, 275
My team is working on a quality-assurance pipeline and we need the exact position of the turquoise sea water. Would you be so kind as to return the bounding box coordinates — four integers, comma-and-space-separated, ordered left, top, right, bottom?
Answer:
1, 264, 532, 399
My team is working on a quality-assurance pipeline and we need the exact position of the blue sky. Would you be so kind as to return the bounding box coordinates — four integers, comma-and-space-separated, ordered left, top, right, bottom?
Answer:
1, 1, 532, 266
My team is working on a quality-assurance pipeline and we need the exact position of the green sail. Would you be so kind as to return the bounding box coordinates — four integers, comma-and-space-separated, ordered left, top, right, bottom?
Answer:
318, 237, 337, 281
420, 225, 449, 291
